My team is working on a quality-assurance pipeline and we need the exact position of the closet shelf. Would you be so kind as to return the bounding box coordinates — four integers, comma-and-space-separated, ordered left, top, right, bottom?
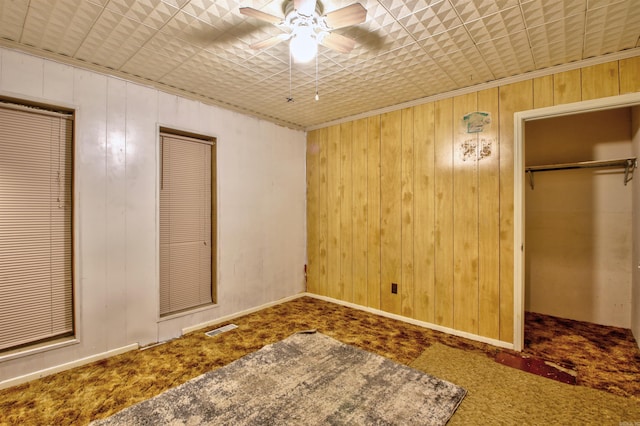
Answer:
525, 157, 637, 189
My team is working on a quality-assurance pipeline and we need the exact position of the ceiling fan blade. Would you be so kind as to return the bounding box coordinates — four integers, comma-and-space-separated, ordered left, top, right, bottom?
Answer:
239, 7, 283, 25
294, 0, 316, 16
319, 32, 356, 54
324, 3, 367, 29
250, 34, 290, 50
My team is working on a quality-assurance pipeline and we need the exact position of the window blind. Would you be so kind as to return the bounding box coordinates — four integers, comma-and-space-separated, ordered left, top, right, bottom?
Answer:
0, 105, 74, 351
160, 134, 212, 316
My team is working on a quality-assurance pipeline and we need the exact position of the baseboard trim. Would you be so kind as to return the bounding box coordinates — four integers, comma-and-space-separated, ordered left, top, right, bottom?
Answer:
181, 293, 306, 335
302, 293, 515, 350
0, 343, 139, 390
0, 292, 513, 390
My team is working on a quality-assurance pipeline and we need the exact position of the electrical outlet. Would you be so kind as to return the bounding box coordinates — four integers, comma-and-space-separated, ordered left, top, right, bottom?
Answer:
391, 283, 398, 294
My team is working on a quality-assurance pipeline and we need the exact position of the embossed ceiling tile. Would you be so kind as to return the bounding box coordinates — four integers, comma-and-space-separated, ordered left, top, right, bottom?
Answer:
464, 5, 525, 43
146, 31, 201, 62
452, 0, 519, 23
399, 59, 455, 89
586, 0, 627, 10
318, 37, 387, 65
531, 37, 583, 67
418, 25, 475, 58
182, 0, 246, 27
161, 0, 190, 8
206, 33, 264, 63
368, 19, 416, 51
586, 0, 640, 30
161, 10, 226, 48
526, 12, 585, 46
183, 49, 241, 75
347, 44, 427, 78
121, 46, 183, 80
371, 74, 427, 103
219, 64, 269, 88
75, 9, 156, 69
398, 0, 462, 40
583, 27, 639, 58
243, 53, 291, 79
105, 0, 178, 29
247, 75, 287, 95
477, 30, 534, 79
584, 0, 640, 56
344, 0, 412, 46
520, 0, 586, 28
377, 0, 438, 19
0, 0, 29, 41
433, 46, 494, 86
20, 0, 103, 56
317, 70, 363, 95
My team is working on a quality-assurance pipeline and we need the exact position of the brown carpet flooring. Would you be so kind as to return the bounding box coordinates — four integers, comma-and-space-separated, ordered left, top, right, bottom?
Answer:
0, 296, 639, 425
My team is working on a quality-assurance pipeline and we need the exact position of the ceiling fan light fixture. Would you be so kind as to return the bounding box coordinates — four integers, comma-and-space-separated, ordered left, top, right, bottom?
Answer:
290, 26, 317, 63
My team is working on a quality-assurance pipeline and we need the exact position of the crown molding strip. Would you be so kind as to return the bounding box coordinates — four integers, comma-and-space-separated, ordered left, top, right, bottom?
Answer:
305, 47, 640, 131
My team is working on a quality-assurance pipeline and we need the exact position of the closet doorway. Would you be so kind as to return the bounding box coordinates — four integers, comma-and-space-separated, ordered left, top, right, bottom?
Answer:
513, 92, 640, 351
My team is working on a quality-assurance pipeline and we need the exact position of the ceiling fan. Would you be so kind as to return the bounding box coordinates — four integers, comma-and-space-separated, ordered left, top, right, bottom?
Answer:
239, 0, 367, 63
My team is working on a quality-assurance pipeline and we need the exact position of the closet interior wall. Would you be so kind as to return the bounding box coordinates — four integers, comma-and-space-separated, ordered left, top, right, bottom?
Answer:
632, 107, 640, 342
524, 108, 633, 328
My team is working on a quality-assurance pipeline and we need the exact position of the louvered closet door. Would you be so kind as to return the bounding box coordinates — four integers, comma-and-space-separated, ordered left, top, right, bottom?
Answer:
0, 106, 74, 351
160, 134, 212, 316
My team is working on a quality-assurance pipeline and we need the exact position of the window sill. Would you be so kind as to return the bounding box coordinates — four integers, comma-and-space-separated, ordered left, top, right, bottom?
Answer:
0, 336, 79, 363
157, 302, 219, 323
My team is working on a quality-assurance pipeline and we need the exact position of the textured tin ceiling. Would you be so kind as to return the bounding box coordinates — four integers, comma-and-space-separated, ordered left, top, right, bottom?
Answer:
0, 0, 639, 129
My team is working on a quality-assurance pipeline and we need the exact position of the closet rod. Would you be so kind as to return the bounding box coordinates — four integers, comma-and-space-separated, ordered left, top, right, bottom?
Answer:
525, 157, 637, 189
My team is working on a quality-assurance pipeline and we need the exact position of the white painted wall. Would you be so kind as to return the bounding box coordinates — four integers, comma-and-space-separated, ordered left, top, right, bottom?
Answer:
632, 106, 640, 344
0, 47, 307, 383
524, 108, 633, 328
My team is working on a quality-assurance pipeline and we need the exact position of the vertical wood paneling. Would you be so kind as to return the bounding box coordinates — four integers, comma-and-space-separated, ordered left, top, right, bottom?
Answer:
317, 127, 329, 296
305, 54, 640, 345
620, 57, 640, 94
582, 61, 619, 100
401, 108, 414, 317
477, 88, 500, 340
327, 125, 342, 299
352, 118, 368, 306
499, 80, 533, 343
340, 122, 353, 302
367, 116, 381, 310
413, 102, 435, 322
452, 93, 479, 334
533, 75, 554, 108
434, 98, 454, 328
306, 130, 320, 294
380, 110, 402, 314
554, 69, 581, 105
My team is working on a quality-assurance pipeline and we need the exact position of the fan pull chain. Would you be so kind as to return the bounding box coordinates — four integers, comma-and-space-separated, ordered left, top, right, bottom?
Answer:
315, 51, 319, 101
287, 49, 294, 103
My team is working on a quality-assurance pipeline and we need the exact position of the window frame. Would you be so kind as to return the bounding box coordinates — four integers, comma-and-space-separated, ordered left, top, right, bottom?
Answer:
0, 95, 78, 361
156, 126, 218, 321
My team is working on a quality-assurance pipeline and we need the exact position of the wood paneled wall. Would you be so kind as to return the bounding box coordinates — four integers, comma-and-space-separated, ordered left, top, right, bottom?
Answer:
306, 56, 640, 344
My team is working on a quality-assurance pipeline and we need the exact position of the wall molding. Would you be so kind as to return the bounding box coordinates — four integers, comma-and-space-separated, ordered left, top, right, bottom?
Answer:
303, 293, 514, 350
1, 291, 514, 390
181, 293, 304, 335
0, 343, 139, 390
